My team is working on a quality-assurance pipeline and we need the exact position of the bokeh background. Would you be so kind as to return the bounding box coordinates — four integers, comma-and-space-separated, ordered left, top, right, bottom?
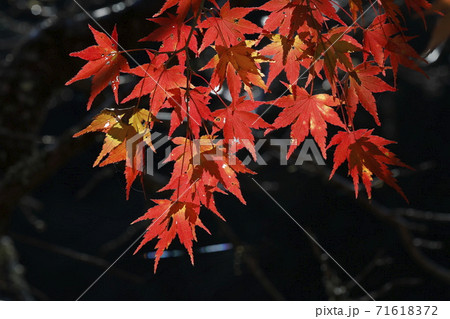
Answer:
0, 0, 449, 300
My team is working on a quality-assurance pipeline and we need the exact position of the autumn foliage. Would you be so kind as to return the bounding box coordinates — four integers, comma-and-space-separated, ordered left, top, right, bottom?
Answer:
66, 0, 431, 271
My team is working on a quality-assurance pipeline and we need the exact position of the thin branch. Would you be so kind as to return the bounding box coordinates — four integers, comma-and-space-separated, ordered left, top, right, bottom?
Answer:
0, 236, 34, 300
217, 220, 286, 301
10, 232, 143, 284
397, 208, 450, 222
307, 164, 450, 285
0, 116, 96, 234
361, 278, 422, 301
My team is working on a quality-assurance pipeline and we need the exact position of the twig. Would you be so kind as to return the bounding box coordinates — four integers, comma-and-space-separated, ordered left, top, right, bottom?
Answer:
10, 232, 143, 284
397, 208, 450, 222
0, 116, 96, 234
216, 220, 286, 300
99, 224, 147, 256
310, 236, 349, 300
361, 278, 422, 300
308, 164, 450, 284
0, 236, 34, 300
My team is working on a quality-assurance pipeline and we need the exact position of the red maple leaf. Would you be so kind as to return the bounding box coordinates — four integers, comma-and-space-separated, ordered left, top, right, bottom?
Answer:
260, 1, 312, 38
211, 96, 270, 160
345, 62, 396, 126
425, 0, 450, 55
154, 0, 219, 20
161, 136, 254, 204
378, 0, 403, 26
260, 0, 344, 38
363, 14, 399, 67
198, 1, 261, 52
259, 33, 308, 87
269, 85, 345, 159
310, 27, 362, 89
66, 25, 130, 110
404, 0, 432, 22
385, 34, 427, 82
132, 135, 256, 271
133, 199, 208, 272
309, 0, 345, 25
139, 14, 198, 65
122, 52, 186, 114
162, 86, 213, 138
328, 129, 411, 200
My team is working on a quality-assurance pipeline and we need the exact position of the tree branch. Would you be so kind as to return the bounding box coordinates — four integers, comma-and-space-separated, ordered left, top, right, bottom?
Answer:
306, 164, 450, 285
10, 232, 143, 284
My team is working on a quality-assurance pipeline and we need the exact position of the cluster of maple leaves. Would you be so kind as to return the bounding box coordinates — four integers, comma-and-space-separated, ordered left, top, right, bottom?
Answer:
66, 0, 431, 271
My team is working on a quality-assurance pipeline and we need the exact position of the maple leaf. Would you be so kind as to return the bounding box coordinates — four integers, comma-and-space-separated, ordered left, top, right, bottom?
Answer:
162, 87, 213, 138
211, 96, 270, 160
385, 34, 427, 81
66, 25, 130, 110
363, 14, 399, 67
328, 129, 411, 200
259, 34, 307, 87
198, 1, 261, 52
310, 27, 362, 89
269, 85, 345, 159
345, 62, 396, 126
201, 41, 270, 99
362, 16, 426, 80
308, 0, 345, 25
404, 0, 431, 22
122, 52, 186, 114
133, 199, 209, 272
139, 14, 198, 65
424, 0, 450, 56
161, 136, 255, 204
260, 0, 343, 38
259, 0, 299, 37
74, 107, 154, 199
153, 0, 219, 20
377, 0, 403, 25
73, 109, 121, 137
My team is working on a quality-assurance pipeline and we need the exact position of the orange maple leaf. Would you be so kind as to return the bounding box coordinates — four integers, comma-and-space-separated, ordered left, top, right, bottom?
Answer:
201, 41, 270, 99
74, 107, 155, 199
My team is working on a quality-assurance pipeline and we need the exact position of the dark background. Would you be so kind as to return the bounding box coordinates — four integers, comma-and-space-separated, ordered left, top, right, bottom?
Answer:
0, 0, 449, 300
